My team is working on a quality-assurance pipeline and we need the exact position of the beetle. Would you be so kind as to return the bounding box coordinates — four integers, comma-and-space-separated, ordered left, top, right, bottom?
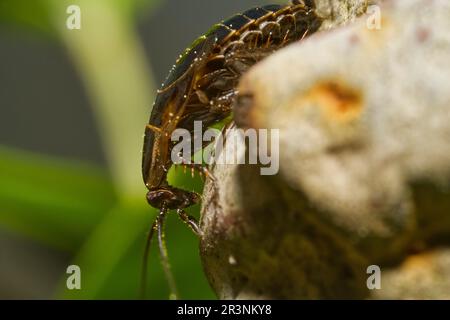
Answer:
141, 0, 322, 298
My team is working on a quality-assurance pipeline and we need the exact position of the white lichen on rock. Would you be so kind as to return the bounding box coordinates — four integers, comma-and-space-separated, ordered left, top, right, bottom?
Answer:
200, 0, 450, 299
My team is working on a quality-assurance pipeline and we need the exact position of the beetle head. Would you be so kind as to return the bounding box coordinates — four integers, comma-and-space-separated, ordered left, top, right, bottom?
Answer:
146, 186, 200, 211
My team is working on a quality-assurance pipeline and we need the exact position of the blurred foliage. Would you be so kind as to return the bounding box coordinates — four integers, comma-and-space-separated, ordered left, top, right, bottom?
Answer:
0, 146, 214, 299
0, 0, 215, 299
0, 147, 116, 251
0, 0, 162, 36
0, 1, 53, 35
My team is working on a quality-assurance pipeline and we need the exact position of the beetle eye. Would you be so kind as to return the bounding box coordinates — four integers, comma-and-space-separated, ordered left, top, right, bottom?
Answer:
146, 190, 160, 207
190, 192, 201, 204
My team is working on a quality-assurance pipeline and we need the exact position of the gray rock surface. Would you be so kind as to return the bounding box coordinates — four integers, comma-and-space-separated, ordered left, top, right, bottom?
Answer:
200, 0, 450, 299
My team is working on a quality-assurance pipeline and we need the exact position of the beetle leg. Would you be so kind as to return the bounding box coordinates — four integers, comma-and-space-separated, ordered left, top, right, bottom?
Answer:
209, 90, 237, 116
175, 161, 216, 182
141, 204, 178, 300
300, 28, 309, 41
156, 208, 179, 300
291, 0, 316, 8
195, 89, 210, 104
145, 123, 162, 134
140, 218, 157, 299
177, 209, 203, 237
198, 68, 236, 93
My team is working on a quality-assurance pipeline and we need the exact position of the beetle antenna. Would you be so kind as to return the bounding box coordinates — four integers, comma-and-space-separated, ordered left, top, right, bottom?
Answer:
140, 219, 157, 299
157, 210, 179, 299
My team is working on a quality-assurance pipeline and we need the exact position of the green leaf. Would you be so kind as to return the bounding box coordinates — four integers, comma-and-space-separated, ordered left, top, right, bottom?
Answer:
0, 0, 54, 35
0, 146, 117, 251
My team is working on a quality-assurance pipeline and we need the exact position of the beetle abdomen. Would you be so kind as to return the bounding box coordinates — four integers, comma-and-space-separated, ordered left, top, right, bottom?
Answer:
142, 3, 322, 187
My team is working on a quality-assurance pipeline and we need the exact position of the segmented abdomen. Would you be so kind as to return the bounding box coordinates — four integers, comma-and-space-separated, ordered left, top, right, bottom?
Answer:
142, 3, 322, 187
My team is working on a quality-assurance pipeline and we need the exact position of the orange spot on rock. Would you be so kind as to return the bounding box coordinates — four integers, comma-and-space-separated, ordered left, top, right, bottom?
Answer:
401, 252, 434, 271
303, 81, 363, 123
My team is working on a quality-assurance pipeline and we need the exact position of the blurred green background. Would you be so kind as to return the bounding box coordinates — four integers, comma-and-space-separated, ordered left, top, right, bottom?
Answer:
0, 0, 274, 299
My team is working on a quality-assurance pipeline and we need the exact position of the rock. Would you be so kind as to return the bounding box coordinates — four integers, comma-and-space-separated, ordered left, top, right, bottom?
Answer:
200, 0, 450, 299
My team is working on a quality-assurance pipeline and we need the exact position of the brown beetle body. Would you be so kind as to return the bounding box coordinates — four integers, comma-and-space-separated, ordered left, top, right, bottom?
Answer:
141, 1, 322, 298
